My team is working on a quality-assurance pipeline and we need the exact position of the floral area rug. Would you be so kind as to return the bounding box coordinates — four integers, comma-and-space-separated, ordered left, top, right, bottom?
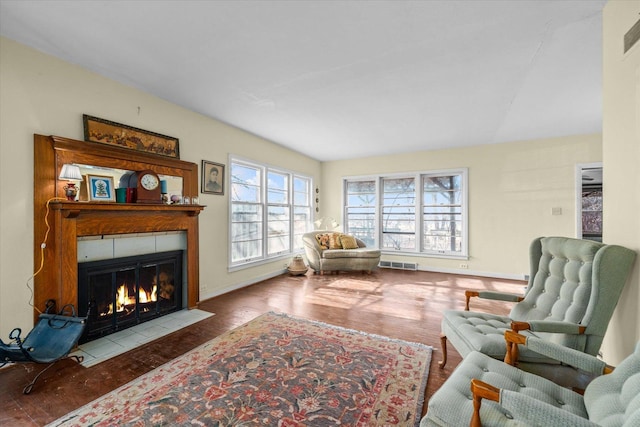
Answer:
48, 312, 432, 426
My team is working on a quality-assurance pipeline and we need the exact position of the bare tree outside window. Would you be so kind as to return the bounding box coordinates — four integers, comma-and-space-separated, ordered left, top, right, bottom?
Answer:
343, 170, 466, 257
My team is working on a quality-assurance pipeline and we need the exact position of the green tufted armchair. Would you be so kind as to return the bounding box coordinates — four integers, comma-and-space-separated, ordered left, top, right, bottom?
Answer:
422, 331, 640, 426
439, 237, 636, 379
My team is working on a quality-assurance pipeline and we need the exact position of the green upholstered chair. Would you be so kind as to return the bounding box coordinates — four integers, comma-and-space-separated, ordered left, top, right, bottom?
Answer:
439, 237, 636, 376
421, 332, 640, 427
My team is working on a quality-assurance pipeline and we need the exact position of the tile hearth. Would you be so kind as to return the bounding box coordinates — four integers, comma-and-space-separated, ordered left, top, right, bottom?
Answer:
70, 308, 213, 367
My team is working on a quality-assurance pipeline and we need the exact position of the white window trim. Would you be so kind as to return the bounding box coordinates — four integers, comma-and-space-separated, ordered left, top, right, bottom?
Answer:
229, 155, 313, 271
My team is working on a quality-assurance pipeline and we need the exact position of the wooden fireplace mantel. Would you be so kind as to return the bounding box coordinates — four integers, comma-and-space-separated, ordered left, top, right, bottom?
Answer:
52, 201, 204, 220
33, 134, 204, 321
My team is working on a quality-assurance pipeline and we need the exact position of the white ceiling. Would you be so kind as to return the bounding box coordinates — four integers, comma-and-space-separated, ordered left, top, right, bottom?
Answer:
0, 0, 606, 161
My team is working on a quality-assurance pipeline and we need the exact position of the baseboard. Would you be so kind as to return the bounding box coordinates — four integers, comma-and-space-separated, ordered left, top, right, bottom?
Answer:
199, 269, 288, 302
417, 265, 527, 282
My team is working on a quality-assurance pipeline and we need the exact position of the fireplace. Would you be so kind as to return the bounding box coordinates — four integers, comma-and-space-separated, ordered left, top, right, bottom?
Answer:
33, 134, 204, 325
78, 250, 183, 343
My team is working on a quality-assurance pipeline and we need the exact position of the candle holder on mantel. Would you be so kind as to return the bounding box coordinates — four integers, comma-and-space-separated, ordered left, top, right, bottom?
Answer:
160, 180, 169, 204
287, 255, 308, 276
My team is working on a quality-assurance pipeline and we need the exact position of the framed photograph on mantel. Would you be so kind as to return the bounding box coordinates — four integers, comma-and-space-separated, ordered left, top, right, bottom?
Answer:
83, 114, 180, 159
86, 174, 115, 202
201, 160, 225, 195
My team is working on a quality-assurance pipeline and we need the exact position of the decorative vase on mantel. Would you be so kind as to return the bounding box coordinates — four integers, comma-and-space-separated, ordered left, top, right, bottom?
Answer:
63, 183, 78, 201
287, 255, 308, 276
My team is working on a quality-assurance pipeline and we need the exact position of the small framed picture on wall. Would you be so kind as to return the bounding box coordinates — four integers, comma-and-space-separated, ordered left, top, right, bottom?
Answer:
201, 160, 225, 195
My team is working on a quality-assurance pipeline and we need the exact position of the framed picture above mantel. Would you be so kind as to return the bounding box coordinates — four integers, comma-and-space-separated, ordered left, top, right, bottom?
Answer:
83, 114, 180, 159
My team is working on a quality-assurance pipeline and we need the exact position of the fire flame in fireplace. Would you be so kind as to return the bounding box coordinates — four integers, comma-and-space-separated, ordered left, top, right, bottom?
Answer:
103, 283, 158, 316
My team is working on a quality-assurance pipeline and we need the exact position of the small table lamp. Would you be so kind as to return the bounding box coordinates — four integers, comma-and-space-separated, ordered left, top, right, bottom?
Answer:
59, 164, 82, 201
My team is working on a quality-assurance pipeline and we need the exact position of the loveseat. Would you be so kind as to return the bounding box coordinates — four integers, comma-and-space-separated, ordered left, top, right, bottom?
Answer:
302, 231, 381, 274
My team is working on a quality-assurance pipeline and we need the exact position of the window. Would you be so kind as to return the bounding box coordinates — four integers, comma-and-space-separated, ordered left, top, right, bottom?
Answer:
230, 162, 263, 263
422, 174, 464, 254
293, 177, 312, 251
382, 177, 416, 251
344, 180, 376, 246
267, 171, 290, 256
230, 157, 312, 268
343, 169, 467, 258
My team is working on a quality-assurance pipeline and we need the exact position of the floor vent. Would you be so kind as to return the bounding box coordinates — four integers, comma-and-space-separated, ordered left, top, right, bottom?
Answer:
379, 261, 418, 271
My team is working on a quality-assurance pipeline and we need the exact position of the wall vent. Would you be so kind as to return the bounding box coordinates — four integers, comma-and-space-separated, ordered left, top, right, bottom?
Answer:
379, 261, 418, 271
624, 18, 640, 54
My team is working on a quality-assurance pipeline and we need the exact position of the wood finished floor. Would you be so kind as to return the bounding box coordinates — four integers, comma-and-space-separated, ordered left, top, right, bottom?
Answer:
0, 269, 522, 426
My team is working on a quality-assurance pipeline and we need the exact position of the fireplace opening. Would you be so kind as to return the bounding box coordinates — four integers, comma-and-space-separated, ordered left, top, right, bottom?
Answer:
78, 250, 183, 343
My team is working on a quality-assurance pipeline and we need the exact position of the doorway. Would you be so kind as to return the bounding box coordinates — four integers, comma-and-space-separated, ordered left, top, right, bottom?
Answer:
576, 163, 603, 242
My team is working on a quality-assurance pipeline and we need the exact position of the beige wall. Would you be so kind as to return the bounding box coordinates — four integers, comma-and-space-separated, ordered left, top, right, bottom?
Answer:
3, 22, 630, 355
321, 134, 601, 278
0, 37, 321, 337
601, 0, 640, 364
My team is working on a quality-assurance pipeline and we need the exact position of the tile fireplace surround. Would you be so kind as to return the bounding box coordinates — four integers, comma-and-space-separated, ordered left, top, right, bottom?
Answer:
71, 308, 213, 367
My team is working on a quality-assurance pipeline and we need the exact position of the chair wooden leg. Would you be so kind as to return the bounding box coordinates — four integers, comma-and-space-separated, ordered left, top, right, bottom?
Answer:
438, 333, 448, 369
505, 340, 516, 366
511, 342, 520, 365
471, 394, 483, 427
